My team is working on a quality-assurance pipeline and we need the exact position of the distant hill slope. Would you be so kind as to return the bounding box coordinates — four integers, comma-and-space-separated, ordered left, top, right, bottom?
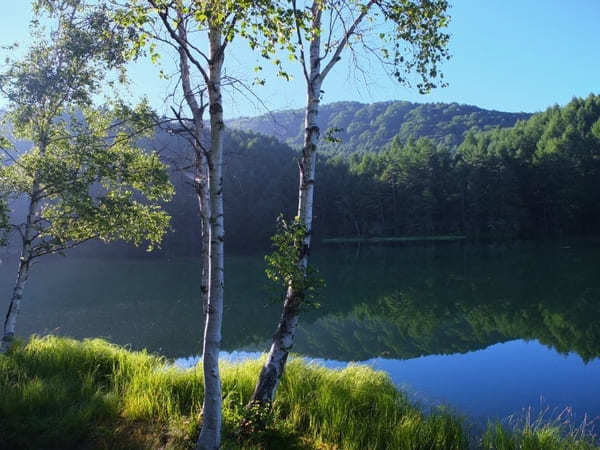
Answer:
228, 101, 532, 152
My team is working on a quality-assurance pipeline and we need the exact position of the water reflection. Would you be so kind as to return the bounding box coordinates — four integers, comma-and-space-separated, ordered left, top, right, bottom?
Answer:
1, 243, 599, 362
295, 243, 600, 363
2, 242, 599, 420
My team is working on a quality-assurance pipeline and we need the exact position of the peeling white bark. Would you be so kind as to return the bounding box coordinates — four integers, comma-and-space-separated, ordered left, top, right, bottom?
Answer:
195, 26, 225, 450
1, 178, 41, 353
196, 157, 211, 315
177, 16, 211, 316
176, 16, 223, 448
249, 6, 323, 404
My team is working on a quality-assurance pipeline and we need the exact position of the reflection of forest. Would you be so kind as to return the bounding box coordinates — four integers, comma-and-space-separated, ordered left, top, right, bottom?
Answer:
295, 244, 600, 362
1, 243, 599, 361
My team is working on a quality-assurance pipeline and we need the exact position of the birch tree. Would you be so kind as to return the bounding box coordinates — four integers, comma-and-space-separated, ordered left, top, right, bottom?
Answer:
0, 168, 7, 245
0, 0, 173, 353
250, 0, 451, 405
114, 1, 294, 447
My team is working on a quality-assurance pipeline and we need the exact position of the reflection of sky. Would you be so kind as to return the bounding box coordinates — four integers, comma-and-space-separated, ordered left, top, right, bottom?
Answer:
176, 339, 600, 426
370, 340, 600, 425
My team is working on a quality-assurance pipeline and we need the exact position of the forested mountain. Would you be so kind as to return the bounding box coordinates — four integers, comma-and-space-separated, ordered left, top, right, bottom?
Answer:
313, 94, 600, 239
228, 100, 532, 152
4, 96, 598, 258
161, 95, 600, 252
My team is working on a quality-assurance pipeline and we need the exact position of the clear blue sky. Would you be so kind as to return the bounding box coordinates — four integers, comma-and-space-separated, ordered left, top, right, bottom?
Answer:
1, 1, 599, 118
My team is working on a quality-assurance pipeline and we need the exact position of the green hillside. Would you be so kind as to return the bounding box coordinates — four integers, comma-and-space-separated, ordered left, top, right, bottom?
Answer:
228, 100, 532, 152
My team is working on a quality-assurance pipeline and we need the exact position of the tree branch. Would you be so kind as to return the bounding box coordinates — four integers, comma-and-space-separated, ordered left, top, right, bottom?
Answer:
291, 0, 309, 82
320, 0, 376, 82
148, 0, 211, 84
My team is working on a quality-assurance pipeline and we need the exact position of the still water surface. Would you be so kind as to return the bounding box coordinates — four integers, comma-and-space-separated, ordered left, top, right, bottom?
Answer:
1, 243, 599, 425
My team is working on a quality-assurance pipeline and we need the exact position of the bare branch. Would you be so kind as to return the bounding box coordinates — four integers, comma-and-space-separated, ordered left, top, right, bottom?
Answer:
320, 0, 377, 82
292, 0, 309, 82
30, 235, 97, 260
148, 0, 211, 83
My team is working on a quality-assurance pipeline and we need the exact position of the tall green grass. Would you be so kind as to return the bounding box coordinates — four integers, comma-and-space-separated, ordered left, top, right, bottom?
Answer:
482, 406, 599, 450
0, 336, 597, 449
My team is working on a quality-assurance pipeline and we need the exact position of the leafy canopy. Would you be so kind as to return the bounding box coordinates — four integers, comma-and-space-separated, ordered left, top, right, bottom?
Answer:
378, 0, 451, 93
0, 0, 173, 256
269, 0, 450, 94
113, 0, 298, 83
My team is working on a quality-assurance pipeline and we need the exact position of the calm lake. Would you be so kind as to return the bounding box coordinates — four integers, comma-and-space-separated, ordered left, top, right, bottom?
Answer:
2, 242, 599, 427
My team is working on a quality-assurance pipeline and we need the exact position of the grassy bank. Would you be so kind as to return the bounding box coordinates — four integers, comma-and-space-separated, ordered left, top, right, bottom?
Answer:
0, 336, 596, 449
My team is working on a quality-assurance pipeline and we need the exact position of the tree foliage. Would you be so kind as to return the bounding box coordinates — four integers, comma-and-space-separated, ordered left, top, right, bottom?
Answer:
0, 1, 173, 258
113, 0, 296, 77
2, 107, 173, 255
265, 215, 324, 309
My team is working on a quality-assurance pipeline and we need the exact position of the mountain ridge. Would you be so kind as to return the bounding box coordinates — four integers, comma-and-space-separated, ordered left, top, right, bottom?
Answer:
227, 100, 533, 152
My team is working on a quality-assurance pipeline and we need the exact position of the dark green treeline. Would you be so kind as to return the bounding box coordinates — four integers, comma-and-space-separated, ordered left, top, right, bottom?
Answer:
76, 94, 600, 257
315, 94, 600, 241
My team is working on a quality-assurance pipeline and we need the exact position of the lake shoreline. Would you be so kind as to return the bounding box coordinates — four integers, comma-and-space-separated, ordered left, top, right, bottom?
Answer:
1, 335, 597, 449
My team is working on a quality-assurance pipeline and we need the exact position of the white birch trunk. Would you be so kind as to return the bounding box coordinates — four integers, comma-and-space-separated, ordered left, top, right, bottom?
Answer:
175, 14, 224, 449
1, 180, 41, 353
249, 11, 323, 403
195, 155, 211, 314
177, 17, 211, 315
196, 26, 225, 450
2, 260, 30, 353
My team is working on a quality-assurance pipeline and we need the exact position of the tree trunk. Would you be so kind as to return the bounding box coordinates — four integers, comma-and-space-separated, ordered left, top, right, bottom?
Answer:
1, 259, 30, 353
249, 26, 323, 404
1, 180, 40, 353
175, 15, 224, 449
195, 154, 211, 314
177, 16, 210, 315
177, 17, 211, 317
196, 26, 225, 450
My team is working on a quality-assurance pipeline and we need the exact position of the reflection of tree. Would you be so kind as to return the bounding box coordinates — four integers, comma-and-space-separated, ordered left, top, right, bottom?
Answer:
293, 292, 508, 361
0, 256, 282, 358
535, 288, 600, 362
2, 244, 599, 361
292, 245, 600, 362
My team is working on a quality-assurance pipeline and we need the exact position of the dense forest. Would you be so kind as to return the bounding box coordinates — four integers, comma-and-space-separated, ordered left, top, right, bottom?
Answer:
314, 94, 600, 240
4, 95, 599, 256
215, 95, 600, 250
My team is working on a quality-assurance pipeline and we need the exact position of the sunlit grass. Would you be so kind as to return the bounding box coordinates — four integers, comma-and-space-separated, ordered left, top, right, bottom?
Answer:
0, 335, 597, 449
482, 405, 599, 450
